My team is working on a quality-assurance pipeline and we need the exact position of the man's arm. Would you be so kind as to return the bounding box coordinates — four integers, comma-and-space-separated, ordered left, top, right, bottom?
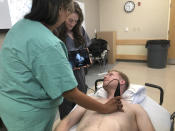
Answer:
134, 104, 155, 131
55, 105, 86, 131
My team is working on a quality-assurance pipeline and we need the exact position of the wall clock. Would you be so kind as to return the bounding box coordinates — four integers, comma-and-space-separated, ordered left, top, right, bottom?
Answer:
124, 1, 135, 13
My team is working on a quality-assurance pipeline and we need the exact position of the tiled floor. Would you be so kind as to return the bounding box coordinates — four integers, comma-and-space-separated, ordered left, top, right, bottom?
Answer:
86, 61, 175, 114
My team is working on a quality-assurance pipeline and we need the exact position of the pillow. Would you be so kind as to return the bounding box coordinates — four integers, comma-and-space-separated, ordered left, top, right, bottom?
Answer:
122, 84, 146, 104
94, 83, 146, 104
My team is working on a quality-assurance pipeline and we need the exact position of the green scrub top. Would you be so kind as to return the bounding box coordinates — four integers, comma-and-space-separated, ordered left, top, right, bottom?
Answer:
0, 19, 78, 131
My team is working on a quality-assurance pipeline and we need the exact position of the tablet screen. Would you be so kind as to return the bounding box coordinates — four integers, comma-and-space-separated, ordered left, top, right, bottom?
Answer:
69, 48, 90, 68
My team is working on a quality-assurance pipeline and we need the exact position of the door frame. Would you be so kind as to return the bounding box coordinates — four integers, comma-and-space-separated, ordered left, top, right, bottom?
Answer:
168, 0, 175, 64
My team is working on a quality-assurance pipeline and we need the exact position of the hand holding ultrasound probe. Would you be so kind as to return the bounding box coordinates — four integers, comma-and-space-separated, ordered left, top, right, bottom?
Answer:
103, 78, 123, 111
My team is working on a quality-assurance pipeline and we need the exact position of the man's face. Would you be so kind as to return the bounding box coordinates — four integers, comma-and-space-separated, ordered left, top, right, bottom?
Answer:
103, 71, 120, 90
103, 71, 126, 95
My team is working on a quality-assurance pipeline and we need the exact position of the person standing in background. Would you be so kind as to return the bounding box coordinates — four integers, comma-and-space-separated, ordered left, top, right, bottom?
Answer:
0, 0, 122, 131
54, 2, 91, 119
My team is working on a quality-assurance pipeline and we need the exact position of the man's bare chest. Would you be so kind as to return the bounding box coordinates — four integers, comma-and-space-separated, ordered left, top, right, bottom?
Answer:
78, 108, 135, 130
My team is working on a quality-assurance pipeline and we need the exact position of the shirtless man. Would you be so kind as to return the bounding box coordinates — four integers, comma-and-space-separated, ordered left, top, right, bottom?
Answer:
55, 70, 155, 131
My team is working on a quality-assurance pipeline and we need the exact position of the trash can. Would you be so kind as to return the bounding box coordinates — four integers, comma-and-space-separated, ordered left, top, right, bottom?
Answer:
145, 40, 170, 68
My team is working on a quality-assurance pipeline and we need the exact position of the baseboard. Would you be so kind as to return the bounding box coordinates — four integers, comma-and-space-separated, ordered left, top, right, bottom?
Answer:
116, 54, 147, 61
168, 59, 175, 65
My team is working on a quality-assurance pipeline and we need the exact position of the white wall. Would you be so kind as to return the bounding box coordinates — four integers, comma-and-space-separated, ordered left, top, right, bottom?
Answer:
0, 0, 11, 29
99, 0, 170, 57
99, 0, 169, 39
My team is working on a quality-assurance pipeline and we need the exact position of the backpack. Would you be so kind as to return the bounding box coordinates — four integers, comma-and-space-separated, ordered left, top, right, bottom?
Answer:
88, 38, 107, 57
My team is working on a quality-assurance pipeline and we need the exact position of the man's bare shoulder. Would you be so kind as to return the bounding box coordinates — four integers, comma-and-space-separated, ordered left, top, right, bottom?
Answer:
130, 103, 143, 110
125, 102, 145, 114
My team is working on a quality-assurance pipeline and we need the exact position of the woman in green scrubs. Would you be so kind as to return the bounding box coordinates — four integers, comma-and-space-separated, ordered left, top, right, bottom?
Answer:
0, 0, 122, 131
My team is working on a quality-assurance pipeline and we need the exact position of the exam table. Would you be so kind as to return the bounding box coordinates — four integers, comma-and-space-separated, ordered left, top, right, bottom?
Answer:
69, 80, 175, 131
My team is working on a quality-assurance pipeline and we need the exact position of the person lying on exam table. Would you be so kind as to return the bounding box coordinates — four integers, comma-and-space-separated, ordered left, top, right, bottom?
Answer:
55, 70, 155, 131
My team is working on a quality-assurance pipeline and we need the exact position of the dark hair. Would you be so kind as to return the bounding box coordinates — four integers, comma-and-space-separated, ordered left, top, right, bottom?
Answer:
109, 70, 130, 91
55, 1, 85, 47
25, 0, 73, 26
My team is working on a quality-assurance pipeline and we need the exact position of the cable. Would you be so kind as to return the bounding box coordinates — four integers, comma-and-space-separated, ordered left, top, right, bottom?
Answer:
103, 79, 120, 96
103, 79, 119, 88
87, 87, 95, 93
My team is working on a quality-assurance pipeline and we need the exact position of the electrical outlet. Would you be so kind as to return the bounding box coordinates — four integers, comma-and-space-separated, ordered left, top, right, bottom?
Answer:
125, 27, 129, 32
